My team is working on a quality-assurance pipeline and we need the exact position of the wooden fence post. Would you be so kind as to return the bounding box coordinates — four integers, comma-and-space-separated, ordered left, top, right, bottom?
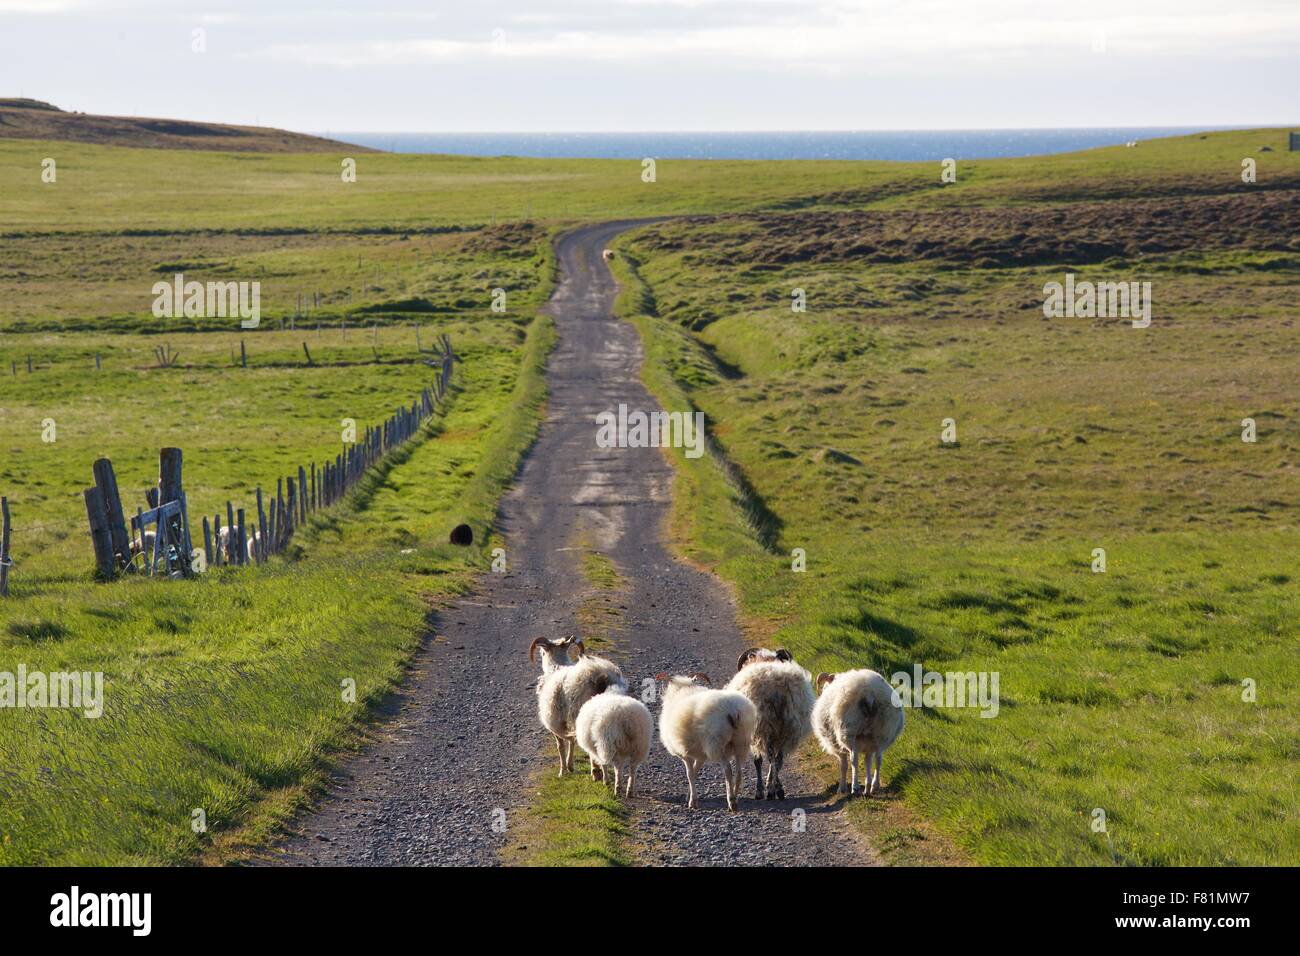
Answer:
202, 516, 213, 567
84, 487, 116, 579
92, 458, 130, 570
226, 501, 236, 564
158, 448, 191, 575
0, 496, 11, 596
241, 340, 247, 368
256, 487, 268, 564
236, 509, 248, 566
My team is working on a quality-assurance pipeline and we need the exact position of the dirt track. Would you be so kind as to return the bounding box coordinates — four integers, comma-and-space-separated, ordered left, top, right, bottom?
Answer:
263, 221, 873, 866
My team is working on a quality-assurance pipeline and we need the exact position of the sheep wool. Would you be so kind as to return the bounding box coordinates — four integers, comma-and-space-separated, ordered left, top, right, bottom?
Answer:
812, 668, 904, 796
575, 689, 653, 797
726, 659, 814, 800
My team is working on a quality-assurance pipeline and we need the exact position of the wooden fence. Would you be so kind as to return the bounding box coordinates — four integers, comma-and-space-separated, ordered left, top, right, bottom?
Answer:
72, 335, 456, 582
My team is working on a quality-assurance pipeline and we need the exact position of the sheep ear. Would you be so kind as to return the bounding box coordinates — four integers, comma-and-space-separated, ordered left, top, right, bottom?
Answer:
775, 648, 792, 662
692, 672, 712, 686
815, 672, 835, 693
654, 672, 670, 682
573, 639, 586, 657
736, 648, 760, 671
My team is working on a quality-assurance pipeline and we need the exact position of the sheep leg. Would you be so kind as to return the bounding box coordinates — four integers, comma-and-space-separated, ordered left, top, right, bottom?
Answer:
849, 748, 860, 795
770, 751, 786, 800
870, 750, 882, 795
554, 734, 566, 778
722, 759, 737, 811
626, 763, 637, 798
838, 753, 849, 794
564, 737, 576, 774
611, 764, 621, 794
753, 756, 765, 800
732, 754, 744, 810
682, 758, 699, 810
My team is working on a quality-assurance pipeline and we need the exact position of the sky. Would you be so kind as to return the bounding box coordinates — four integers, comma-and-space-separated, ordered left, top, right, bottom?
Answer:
1, 0, 1297, 132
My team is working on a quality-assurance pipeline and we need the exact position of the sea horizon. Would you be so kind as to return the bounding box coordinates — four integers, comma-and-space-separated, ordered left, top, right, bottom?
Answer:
319, 126, 1252, 161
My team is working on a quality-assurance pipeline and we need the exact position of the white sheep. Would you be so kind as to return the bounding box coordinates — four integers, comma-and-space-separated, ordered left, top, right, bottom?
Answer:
601, 249, 615, 261
656, 672, 757, 811
727, 647, 814, 800
812, 669, 905, 796
530, 636, 627, 778
217, 525, 260, 563
575, 687, 653, 798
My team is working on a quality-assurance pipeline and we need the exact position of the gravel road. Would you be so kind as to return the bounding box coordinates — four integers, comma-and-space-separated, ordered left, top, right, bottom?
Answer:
261, 221, 875, 867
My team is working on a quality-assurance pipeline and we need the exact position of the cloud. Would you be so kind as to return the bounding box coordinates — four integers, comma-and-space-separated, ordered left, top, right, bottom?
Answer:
239, 1, 1300, 70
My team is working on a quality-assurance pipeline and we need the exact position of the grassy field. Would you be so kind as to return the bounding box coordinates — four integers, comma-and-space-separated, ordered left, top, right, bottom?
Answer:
1, 126, 1296, 865
609, 130, 1300, 865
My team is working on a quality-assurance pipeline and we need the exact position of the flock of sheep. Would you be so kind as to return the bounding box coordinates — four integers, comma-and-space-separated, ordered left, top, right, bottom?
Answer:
529, 636, 905, 809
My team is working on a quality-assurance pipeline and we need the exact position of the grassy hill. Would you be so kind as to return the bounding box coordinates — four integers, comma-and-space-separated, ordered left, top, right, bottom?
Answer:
0, 98, 373, 153
609, 128, 1300, 865
0, 125, 1295, 865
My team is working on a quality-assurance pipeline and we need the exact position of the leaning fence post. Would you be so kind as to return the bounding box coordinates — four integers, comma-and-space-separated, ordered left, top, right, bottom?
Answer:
84, 486, 116, 579
92, 458, 130, 570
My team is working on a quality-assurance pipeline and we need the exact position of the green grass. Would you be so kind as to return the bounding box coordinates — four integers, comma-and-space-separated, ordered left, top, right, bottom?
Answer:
2, 125, 1297, 866
0, 278, 556, 865
609, 130, 1300, 866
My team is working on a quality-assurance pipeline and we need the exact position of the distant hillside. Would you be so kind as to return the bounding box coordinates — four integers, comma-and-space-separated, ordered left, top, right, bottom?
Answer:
0, 99, 376, 153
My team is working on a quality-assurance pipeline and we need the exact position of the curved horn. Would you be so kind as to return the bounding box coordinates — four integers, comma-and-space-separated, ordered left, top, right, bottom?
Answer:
736, 647, 761, 672
573, 639, 586, 657
559, 634, 577, 645
654, 672, 670, 682
815, 672, 835, 693
691, 672, 712, 686
528, 637, 552, 664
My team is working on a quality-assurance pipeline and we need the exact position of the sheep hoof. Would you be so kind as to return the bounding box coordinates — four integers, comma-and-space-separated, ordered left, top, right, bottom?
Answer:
754, 787, 764, 800
773, 785, 785, 800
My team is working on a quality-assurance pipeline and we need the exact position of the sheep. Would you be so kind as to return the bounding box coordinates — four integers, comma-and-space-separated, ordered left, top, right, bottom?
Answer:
130, 529, 157, 558
529, 636, 627, 778
812, 669, 905, 797
727, 647, 814, 800
601, 249, 615, 262
216, 525, 261, 563
575, 687, 652, 798
656, 672, 757, 811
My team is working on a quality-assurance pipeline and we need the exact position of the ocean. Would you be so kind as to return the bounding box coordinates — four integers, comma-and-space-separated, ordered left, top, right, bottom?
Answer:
323, 128, 1236, 161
